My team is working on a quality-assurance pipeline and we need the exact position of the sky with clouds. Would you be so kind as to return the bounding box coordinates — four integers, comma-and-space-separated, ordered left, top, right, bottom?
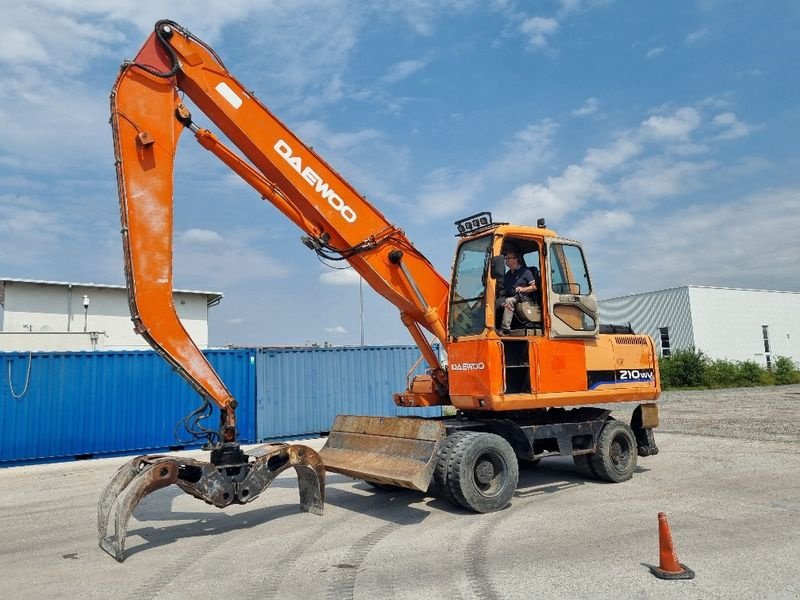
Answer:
0, 0, 798, 347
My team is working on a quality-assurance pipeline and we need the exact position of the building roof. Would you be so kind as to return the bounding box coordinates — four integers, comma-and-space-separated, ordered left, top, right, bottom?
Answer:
0, 277, 223, 307
601, 284, 800, 302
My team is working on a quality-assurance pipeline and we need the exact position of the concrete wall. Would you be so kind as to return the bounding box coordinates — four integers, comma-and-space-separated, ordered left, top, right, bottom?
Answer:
0, 332, 109, 352
0, 281, 211, 351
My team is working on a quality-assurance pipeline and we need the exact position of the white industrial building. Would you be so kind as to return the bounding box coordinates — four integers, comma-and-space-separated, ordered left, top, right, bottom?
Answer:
0, 278, 222, 352
599, 285, 799, 367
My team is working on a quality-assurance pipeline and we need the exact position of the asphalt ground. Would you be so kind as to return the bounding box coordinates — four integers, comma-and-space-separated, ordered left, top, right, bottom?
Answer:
1, 385, 798, 599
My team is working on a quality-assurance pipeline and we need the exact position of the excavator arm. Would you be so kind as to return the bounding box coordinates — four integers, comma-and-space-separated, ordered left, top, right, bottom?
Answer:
100, 20, 453, 560
111, 20, 450, 423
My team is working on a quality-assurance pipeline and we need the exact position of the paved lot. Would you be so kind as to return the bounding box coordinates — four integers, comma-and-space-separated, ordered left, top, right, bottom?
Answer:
1, 385, 798, 599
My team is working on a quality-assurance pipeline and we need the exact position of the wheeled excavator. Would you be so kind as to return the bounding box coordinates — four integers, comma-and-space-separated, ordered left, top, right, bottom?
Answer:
99, 20, 661, 561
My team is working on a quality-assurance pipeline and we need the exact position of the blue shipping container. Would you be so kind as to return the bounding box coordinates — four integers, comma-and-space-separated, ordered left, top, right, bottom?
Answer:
0, 349, 256, 465
256, 345, 443, 440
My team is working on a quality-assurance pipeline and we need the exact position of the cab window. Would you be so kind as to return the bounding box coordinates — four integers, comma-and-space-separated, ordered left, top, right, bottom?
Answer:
449, 235, 492, 337
550, 243, 592, 295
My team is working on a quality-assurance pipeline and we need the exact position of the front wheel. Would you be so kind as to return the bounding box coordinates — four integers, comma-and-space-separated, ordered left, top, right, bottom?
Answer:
446, 432, 519, 513
589, 420, 637, 483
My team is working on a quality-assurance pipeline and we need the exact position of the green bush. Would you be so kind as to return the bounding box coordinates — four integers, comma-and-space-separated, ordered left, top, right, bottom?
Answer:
703, 359, 739, 388
657, 356, 672, 389
660, 347, 707, 388
736, 360, 766, 386
659, 348, 798, 389
774, 356, 800, 385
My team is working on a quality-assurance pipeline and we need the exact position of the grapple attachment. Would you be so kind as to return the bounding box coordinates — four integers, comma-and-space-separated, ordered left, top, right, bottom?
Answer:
97, 443, 325, 561
320, 415, 445, 491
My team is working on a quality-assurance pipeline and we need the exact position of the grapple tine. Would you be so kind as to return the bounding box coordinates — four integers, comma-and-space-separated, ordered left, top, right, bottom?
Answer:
98, 457, 179, 562
240, 443, 325, 515
97, 457, 145, 539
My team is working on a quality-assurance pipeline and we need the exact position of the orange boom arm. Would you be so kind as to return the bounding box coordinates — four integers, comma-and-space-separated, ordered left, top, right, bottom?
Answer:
111, 21, 450, 435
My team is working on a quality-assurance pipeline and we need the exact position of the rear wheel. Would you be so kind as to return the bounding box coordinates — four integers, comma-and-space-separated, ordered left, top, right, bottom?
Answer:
446, 432, 519, 513
589, 420, 637, 483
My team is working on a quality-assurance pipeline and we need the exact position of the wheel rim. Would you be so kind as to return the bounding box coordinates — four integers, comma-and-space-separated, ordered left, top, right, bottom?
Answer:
473, 451, 508, 497
609, 433, 632, 473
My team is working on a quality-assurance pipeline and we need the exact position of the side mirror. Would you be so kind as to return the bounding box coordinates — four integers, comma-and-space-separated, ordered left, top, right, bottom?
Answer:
491, 256, 506, 279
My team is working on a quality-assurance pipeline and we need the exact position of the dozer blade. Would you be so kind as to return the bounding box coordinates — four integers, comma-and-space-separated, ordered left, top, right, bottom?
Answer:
320, 415, 445, 491
97, 443, 325, 562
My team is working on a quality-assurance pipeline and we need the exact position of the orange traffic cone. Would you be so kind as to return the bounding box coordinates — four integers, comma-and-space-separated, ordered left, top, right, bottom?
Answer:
650, 512, 695, 580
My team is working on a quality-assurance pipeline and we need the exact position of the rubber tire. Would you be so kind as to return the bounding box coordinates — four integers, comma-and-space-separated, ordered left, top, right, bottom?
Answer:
446, 432, 519, 513
430, 432, 471, 501
589, 420, 637, 483
572, 454, 597, 479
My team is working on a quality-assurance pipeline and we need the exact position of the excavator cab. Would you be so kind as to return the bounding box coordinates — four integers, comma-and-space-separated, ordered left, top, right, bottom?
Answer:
445, 214, 605, 408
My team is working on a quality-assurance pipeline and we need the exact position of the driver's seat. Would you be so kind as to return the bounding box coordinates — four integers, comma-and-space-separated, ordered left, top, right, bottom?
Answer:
514, 267, 543, 334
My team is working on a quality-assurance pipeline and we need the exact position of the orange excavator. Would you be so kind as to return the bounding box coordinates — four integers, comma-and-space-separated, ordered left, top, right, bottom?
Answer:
99, 20, 660, 561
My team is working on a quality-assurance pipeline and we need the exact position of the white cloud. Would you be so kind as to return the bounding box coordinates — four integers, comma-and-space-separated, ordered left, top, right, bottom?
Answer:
180, 229, 224, 244
487, 120, 558, 180
645, 46, 665, 59
228, 317, 245, 325
499, 164, 604, 224
685, 27, 710, 44
411, 119, 556, 219
569, 210, 634, 244
320, 269, 361, 286
640, 107, 701, 142
324, 325, 348, 334
557, 0, 611, 15
594, 187, 800, 296
519, 16, 559, 50
295, 121, 383, 151
711, 112, 759, 141
585, 136, 642, 171
381, 1, 478, 36
572, 97, 600, 117
496, 103, 746, 226
381, 59, 428, 84
173, 228, 289, 289
415, 168, 485, 218
0, 189, 123, 282
617, 157, 717, 201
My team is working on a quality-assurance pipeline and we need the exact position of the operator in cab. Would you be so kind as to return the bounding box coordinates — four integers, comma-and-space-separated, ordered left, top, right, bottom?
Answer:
496, 249, 537, 334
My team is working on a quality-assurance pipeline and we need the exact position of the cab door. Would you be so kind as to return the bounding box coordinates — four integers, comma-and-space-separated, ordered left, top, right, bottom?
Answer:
546, 239, 599, 338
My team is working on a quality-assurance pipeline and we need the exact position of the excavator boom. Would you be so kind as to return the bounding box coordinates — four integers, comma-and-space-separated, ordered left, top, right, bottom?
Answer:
101, 20, 454, 559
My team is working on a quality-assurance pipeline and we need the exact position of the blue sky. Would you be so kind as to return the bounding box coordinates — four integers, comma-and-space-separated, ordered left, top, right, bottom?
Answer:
1, 1, 798, 347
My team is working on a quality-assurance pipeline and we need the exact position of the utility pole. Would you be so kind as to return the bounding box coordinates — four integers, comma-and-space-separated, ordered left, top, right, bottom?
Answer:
359, 276, 365, 346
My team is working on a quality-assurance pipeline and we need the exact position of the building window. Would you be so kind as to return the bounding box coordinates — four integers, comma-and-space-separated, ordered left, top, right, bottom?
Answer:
659, 326, 671, 357
763, 325, 771, 369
